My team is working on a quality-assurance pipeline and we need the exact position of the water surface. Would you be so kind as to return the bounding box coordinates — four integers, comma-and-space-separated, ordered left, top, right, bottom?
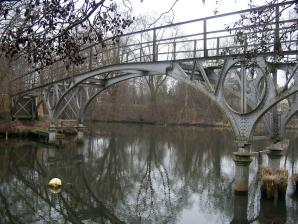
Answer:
0, 123, 297, 223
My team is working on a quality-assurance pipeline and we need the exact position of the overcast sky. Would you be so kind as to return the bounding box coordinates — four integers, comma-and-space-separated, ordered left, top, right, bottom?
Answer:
129, 0, 270, 23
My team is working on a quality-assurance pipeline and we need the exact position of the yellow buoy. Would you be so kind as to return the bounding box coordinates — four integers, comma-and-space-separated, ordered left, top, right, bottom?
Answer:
48, 178, 62, 189
49, 186, 62, 194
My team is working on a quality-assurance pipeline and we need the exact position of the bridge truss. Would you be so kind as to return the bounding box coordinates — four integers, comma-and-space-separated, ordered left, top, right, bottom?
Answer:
9, 1, 298, 148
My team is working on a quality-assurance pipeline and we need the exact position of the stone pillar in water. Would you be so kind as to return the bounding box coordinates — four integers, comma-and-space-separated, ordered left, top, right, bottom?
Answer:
267, 143, 283, 172
260, 143, 287, 200
233, 146, 252, 193
230, 194, 249, 224
48, 124, 57, 144
76, 123, 85, 143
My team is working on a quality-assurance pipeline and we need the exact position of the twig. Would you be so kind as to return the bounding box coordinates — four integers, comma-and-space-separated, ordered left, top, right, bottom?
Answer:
148, 0, 179, 28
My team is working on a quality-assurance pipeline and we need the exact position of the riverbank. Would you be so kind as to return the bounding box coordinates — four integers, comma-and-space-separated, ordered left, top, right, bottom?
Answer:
90, 119, 231, 128
0, 120, 47, 137
0, 119, 232, 139
0, 120, 77, 138
1, 118, 297, 139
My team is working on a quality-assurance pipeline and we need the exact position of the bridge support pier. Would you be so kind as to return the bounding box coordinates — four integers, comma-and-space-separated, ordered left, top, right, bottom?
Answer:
48, 124, 57, 144
267, 143, 283, 172
261, 143, 287, 200
231, 194, 249, 223
233, 144, 252, 193
75, 124, 85, 143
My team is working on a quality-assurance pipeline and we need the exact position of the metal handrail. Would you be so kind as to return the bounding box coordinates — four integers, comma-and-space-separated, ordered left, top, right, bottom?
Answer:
9, 0, 298, 96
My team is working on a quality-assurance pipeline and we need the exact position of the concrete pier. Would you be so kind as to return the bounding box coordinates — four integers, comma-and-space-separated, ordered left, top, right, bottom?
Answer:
48, 124, 57, 144
267, 143, 283, 172
260, 143, 287, 200
233, 151, 252, 193
231, 194, 249, 224
75, 124, 85, 143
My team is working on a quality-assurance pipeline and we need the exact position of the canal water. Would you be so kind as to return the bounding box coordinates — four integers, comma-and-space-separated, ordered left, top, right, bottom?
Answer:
0, 123, 297, 223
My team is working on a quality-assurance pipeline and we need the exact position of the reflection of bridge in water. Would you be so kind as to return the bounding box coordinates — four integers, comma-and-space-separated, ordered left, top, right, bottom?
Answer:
0, 127, 298, 223
8, 1, 298, 193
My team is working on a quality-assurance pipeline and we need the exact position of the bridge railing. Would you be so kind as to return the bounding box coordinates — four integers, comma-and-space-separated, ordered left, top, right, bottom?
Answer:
10, 0, 298, 96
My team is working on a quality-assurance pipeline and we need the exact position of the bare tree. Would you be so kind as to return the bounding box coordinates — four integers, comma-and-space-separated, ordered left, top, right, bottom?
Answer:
225, 0, 297, 61
0, 0, 134, 69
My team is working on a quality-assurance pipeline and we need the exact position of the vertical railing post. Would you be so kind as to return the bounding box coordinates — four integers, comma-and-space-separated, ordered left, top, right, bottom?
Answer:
156, 44, 159, 61
140, 33, 143, 62
243, 34, 248, 53
101, 51, 104, 65
27, 76, 30, 90
33, 73, 36, 87
116, 40, 120, 63
153, 29, 157, 61
193, 40, 197, 58
113, 42, 119, 64
203, 19, 207, 57
274, 5, 280, 55
89, 46, 93, 70
140, 45, 142, 62
173, 42, 176, 60
72, 64, 75, 77
216, 37, 220, 56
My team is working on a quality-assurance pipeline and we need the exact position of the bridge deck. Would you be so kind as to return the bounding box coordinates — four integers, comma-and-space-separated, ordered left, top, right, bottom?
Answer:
9, 0, 298, 96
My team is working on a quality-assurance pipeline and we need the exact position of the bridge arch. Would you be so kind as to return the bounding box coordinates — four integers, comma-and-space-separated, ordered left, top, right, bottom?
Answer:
249, 63, 298, 140
280, 93, 298, 137
281, 110, 298, 137
9, 53, 290, 146
78, 67, 222, 124
47, 57, 298, 145
51, 62, 225, 123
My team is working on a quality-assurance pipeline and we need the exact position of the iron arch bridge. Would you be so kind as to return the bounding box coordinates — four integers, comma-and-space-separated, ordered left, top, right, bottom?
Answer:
9, 0, 298, 149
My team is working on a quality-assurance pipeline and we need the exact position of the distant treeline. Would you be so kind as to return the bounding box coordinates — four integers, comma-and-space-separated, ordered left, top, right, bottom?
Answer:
86, 76, 226, 126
